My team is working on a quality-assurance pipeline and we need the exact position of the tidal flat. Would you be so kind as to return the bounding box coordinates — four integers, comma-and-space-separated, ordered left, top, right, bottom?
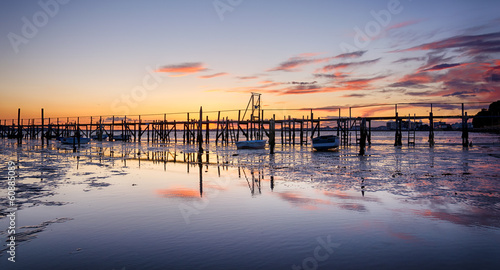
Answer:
1, 132, 499, 269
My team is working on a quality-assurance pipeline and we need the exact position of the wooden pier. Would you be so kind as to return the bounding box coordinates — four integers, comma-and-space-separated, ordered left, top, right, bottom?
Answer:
0, 102, 494, 153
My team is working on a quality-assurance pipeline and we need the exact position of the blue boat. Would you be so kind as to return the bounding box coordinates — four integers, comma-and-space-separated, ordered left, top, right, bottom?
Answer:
91, 134, 109, 140
58, 137, 91, 145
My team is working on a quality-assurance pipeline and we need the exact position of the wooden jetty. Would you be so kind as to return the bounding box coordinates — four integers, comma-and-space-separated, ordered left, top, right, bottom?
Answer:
0, 101, 496, 154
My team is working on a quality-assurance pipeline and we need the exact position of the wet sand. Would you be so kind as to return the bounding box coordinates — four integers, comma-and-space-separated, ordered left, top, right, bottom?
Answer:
1, 133, 500, 269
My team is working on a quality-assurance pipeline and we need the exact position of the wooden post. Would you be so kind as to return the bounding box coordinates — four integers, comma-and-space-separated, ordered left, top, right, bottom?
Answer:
138, 115, 142, 143
250, 109, 254, 141
397, 117, 402, 146
41, 108, 44, 145
66, 117, 69, 137
47, 118, 51, 143
159, 120, 162, 143
359, 118, 367, 155
76, 122, 81, 148
17, 108, 22, 145
337, 108, 340, 137
133, 121, 136, 142
99, 116, 103, 141
111, 116, 115, 141
462, 103, 469, 147
216, 111, 220, 145
147, 121, 150, 143
236, 110, 241, 142
206, 115, 209, 143
305, 115, 309, 143
287, 116, 292, 145
225, 117, 229, 145
429, 104, 434, 147
270, 116, 276, 154
122, 118, 125, 141
300, 116, 304, 146
394, 104, 402, 146
85, 118, 88, 138
349, 107, 352, 144
368, 119, 372, 145
310, 109, 314, 139
163, 113, 167, 143
261, 109, 264, 140
317, 117, 321, 137
198, 107, 203, 153
174, 120, 177, 143
280, 118, 284, 145
186, 113, 190, 144
72, 123, 76, 151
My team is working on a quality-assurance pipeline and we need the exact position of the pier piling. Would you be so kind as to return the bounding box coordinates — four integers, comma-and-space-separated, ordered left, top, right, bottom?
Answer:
359, 118, 367, 155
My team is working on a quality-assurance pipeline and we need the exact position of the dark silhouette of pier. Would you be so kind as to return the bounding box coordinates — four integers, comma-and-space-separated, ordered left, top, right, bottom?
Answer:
1, 101, 497, 154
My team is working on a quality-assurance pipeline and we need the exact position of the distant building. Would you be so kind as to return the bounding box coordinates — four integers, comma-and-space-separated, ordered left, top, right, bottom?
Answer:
386, 120, 422, 130
434, 121, 452, 130
386, 121, 397, 130
451, 122, 473, 130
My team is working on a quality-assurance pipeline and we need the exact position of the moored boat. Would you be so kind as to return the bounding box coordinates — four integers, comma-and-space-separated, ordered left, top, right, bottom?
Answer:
91, 134, 109, 140
113, 134, 131, 141
312, 135, 339, 151
235, 140, 266, 149
58, 137, 91, 145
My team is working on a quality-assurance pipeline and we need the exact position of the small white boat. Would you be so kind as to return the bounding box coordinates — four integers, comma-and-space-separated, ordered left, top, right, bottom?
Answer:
312, 135, 339, 151
235, 140, 266, 149
58, 137, 91, 145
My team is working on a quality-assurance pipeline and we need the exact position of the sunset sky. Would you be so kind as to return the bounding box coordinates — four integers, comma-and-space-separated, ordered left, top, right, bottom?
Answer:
1, 0, 499, 120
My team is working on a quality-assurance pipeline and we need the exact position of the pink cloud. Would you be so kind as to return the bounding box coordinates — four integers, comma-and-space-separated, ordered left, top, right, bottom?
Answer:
156, 62, 208, 77
198, 72, 229, 79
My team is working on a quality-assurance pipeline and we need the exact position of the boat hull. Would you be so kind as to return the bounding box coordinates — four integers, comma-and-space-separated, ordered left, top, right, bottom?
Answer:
235, 140, 266, 149
59, 137, 91, 145
91, 134, 109, 140
112, 135, 131, 141
312, 135, 339, 151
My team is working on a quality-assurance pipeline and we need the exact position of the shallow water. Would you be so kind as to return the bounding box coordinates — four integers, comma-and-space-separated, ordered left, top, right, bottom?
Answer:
1, 133, 500, 269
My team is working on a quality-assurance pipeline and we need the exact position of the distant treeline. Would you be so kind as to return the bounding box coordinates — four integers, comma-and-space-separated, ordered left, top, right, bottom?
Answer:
473, 100, 500, 128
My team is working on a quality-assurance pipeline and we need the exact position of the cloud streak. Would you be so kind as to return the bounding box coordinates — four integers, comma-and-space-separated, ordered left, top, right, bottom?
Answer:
393, 31, 500, 56
267, 54, 332, 72
333, 50, 366, 59
386, 20, 421, 32
319, 58, 381, 73
198, 72, 228, 79
156, 62, 208, 77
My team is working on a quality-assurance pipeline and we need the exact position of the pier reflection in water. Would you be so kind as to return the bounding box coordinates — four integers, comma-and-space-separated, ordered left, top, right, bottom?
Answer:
0, 138, 499, 269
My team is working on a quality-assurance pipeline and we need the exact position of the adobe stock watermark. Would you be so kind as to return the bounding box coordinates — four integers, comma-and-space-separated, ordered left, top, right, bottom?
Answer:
110, 66, 164, 115
292, 235, 341, 270
7, 0, 71, 54
178, 175, 231, 225
6, 161, 17, 263
339, 0, 404, 52
213, 0, 243, 21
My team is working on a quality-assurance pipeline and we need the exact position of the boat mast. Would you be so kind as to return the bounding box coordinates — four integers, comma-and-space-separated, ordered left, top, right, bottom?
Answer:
241, 93, 261, 140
